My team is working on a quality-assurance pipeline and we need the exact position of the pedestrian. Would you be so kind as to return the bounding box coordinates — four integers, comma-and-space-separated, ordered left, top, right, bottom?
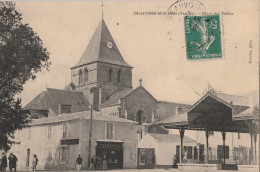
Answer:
1, 152, 7, 172
95, 156, 102, 170
173, 155, 178, 169
75, 155, 83, 171
32, 154, 39, 172
183, 149, 187, 163
8, 152, 18, 172
102, 155, 107, 170
89, 155, 95, 170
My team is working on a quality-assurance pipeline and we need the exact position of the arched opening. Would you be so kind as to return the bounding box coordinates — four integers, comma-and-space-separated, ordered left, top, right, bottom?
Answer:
109, 69, 113, 82
84, 68, 88, 83
117, 70, 121, 83
136, 110, 145, 125
78, 70, 83, 85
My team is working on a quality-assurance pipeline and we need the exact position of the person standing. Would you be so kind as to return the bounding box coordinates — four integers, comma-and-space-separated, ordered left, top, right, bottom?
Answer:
173, 155, 178, 169
1, 152, 7, 172
32, 154, 39, 172
75, 155, 83, 171
8, 153, 18, 172
102, 155, 107, 170
89, 155, 95, 170
95, 156, 102, 170
183, 149, 187, 163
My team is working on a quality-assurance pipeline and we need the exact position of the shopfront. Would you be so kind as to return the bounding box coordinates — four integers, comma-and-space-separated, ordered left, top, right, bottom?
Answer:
96, 141, 123, 169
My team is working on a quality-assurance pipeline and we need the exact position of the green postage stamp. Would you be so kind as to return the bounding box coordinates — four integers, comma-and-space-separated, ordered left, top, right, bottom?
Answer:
184, 15, 222, 60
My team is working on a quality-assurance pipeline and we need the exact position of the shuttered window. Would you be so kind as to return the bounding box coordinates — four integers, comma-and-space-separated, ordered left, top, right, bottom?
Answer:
217, 145, 229, 160
106, 123, 114, 139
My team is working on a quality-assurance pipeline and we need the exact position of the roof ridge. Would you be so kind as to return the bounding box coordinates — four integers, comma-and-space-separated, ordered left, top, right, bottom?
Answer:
158, 100, 191, 105
46, 88, 84, 93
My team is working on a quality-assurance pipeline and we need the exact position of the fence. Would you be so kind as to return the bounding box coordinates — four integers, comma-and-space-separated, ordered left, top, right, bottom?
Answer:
207, 147, 259, 165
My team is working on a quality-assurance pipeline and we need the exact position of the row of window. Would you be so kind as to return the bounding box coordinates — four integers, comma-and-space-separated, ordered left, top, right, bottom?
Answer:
78, 68, 88, 84
78, 69, 122, 85
48, 122, 114, 140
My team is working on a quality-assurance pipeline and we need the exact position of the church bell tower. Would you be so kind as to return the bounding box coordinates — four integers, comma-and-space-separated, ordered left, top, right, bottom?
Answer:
70, 19, 133, 110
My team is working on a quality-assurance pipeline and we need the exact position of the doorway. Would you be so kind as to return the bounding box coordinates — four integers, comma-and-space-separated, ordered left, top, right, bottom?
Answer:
199, 145, 205, 163
26, 149, 30, 167
138, 148, 155, 169
96, 141, 123, 169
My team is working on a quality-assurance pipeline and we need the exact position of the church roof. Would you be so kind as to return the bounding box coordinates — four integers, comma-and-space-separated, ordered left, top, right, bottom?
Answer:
102, 89, 134, 106
72, 20, 132, 68
101, 86, 157, 106
23, 88, 90, 115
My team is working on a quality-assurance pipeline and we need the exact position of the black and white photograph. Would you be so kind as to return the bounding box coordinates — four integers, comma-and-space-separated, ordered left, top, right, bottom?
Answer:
0, 0, 259, 172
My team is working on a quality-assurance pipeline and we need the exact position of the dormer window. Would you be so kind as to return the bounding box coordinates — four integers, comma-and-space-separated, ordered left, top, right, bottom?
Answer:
117, 70, 121, 83
109, 69, 113, 82
84, 68, 88, 83
78, 70, 83, 85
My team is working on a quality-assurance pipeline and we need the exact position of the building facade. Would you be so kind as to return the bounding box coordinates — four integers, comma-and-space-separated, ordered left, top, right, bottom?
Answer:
11, 111, 138, 170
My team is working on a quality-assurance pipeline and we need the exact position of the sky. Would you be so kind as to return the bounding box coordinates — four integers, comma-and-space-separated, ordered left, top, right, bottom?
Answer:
15, 0, 259, 107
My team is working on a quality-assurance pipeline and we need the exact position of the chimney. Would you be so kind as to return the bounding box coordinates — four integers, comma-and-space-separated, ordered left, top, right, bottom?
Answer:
90, 87, 102, 111
58, 104, 72, 115
175, 106, 182, 115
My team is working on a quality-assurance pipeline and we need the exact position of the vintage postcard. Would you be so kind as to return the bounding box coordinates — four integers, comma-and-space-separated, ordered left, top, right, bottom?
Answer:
0, 0, 259, 172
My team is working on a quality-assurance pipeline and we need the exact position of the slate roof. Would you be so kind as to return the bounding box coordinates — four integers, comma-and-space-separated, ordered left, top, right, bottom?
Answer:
102, 86, 157, 106
23, 88, 90, 115
102, 89, 133, 106
149, 133, 195, 143
30, 110, 138, 126
157, 113, 188, 125
71, 20, 131, 68
215, 93, 249, 107
157, 101, 191, 121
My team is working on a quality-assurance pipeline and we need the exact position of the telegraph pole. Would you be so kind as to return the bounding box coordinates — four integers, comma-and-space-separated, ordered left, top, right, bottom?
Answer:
88, 105, 93, 168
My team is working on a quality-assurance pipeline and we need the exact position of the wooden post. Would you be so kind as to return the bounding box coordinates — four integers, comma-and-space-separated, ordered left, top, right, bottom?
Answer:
250, 133, 253, 164
221, 131, 226, 164
205, 129, 209, 164
179, 128, 185, 165
205, 114, 209, 164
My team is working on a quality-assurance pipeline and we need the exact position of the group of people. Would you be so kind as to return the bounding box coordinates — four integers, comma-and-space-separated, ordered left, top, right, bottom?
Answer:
75, 154, 108, 171
1, 152, 18, 172
1, 152, 38, 172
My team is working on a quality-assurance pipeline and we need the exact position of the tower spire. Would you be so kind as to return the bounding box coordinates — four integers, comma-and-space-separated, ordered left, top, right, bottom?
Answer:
101, 0, 104, 20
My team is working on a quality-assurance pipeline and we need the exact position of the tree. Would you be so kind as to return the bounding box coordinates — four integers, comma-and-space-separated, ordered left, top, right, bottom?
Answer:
0, 2, 50, 151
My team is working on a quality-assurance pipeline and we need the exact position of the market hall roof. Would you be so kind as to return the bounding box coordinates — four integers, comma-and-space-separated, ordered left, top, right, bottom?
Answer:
30, 110, 138, 126
71, 20, 132, 69
157, 92, 259, 134
23, 88, 90, 115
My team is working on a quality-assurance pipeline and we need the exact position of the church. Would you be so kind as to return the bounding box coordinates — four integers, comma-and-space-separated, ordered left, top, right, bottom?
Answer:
25, 18, 190, 125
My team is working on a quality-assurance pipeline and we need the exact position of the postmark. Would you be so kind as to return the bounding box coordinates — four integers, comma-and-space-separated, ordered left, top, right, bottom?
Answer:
184, 14, 222, 60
